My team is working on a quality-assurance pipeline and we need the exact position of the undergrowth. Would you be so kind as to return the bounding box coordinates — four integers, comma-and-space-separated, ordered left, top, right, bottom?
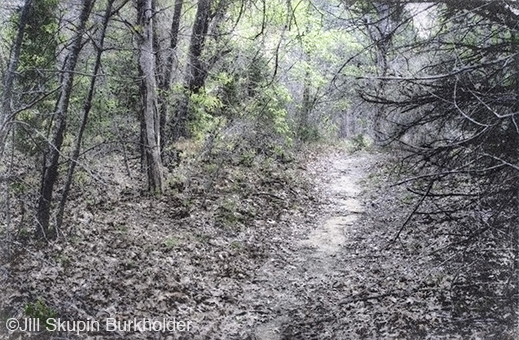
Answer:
364, 149, 518, 339
0, 138, 317, 339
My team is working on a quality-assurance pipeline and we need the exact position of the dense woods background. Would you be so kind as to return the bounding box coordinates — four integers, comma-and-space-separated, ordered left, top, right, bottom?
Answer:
0, 0, 517, 339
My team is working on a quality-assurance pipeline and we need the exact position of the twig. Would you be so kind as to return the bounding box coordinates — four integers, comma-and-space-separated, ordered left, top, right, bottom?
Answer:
338, 291, 399, 306
252, 192, 283, 200
386, 179, 434, 249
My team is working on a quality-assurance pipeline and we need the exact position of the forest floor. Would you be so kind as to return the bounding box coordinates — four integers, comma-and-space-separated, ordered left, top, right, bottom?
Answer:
0, 145, 516, 339
251, 150, 377, 340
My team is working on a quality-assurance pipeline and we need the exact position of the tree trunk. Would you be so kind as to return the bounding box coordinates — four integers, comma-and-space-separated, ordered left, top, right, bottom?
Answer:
56, 0, 115, 230
171, 0, 212, 141
36, 0, 94, 239
137, 0, 164, 194
0, 0, 32, 161
158, 0, 184, 152
298, 66, 312, 141
298, 18, 313, 142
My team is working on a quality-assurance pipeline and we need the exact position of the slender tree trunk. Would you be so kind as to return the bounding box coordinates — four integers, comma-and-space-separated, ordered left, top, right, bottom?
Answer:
0, 0, 32, 161
298, 16, 313, 142
164, 0, 184, 87
137, 0, 163, 194
158, 0, 184, 152
298, 65, 312, 141
171, 0, 212, 141
36, 0, 94, 239
56, 0, 114, 230
1, 0, 32, 252
512, 31, 519, 229
152, 0, 163, 81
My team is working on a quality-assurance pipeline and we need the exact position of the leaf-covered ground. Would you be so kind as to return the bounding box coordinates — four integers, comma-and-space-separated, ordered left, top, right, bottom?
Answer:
0, 146, 517, 339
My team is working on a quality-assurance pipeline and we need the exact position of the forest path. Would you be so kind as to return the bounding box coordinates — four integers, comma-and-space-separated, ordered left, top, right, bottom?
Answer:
251, 151, 375, 340
300, 155, 366, 254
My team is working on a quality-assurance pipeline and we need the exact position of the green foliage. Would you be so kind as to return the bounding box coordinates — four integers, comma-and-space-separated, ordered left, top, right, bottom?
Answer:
10, 180, 26, 196
253, 84, 293, 141
24, 298, 56, 329
15, 0, 60, 86
14, 109, 49, 155
211, 70, 248, 121
209, 48, 271, 117
233, 148, 253, 167
163, 237, 181, 250
81, 46, 140, 148
350, 134, 371, 152
246, 55, 269, 98
4, 0, 61, 156
73, 169, 90, 188
216, 195, 248, 231
188, 89, 223, 139
229, 241, 242, 250
278, 0, 367, 141
298, 126, 321, 142
200, 44, 294, 160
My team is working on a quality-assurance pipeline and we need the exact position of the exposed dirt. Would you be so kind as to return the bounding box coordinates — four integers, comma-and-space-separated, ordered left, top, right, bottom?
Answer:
300, 155, 366, 254
253, 153, 374, 340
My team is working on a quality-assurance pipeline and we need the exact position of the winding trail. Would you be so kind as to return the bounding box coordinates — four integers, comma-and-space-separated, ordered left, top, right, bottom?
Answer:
251, 152, 374, 340
300, 156, 366, 255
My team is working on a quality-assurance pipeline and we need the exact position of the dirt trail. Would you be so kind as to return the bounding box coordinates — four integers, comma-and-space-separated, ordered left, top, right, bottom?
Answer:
252, 152, 373, 340
300, 156, 366, 255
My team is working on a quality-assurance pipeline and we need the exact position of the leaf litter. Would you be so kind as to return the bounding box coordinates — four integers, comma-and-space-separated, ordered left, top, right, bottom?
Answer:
0, 147, 516, 339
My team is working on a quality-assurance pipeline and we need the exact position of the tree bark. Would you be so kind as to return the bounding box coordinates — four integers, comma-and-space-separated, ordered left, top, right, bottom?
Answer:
0, 0, 32, 161
298, 64, 312, 140
158, 0, 184, 152
36, 0, 94, 239
56, 0, 115, 230
171, 0, 212, 141
137, 0, 164, 194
